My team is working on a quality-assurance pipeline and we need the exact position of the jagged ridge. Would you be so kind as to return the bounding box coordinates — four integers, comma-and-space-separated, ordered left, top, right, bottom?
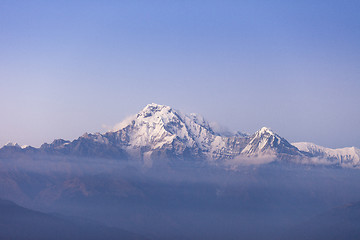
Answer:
1, 103, 359, 168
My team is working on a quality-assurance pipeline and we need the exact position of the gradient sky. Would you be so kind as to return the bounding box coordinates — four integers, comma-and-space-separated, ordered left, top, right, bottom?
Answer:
1, 0, 360, 148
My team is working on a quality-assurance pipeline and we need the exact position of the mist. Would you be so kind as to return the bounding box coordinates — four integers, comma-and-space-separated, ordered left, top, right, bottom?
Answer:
1, 154, 360, 239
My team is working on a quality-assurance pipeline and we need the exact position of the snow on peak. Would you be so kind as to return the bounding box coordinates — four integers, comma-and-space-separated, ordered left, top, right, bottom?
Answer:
241, 127, 284, 155
111, 104, 172, 132
109, 104, 192, 148
256, 127, 275, 136
139, 103, 172, 116
292, 142, 320, 152
4, 142, 21, 148
135, 103, 180, 125
189, 113, 206, 125
106, 105, 300, 162
107, 103, 229, 153
188, 113, 213, 132
145, 103, 169, 109
292, 142, 360, 166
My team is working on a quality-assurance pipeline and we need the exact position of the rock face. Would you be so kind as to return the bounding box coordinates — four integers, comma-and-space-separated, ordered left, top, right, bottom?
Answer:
1, 103, 359, 168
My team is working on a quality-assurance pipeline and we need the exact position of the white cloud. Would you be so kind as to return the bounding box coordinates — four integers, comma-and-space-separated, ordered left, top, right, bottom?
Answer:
225, 152, 276, 170
111, 115, 136, 132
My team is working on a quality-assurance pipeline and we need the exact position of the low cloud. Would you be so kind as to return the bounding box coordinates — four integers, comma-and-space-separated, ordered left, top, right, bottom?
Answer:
209, 122, 234, 137
102, 115, 136, 133
112, 115, 136, 132
289, 156, 340, 166
225, 153, 276, 170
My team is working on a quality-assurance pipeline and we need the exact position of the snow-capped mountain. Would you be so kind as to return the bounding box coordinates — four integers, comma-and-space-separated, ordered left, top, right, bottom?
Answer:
292, 142, 360, 167
0, 103, 359, 168
241, 127, 300, 157
0, 142, 36, 156
108, 103, 217, 159
36, 104, 304, 165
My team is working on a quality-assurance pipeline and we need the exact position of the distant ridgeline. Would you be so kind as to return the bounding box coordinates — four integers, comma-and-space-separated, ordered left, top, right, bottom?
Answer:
1, 103, 359, 169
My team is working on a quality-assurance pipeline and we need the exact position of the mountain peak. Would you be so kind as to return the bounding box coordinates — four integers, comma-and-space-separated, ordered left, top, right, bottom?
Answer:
2, 103, 358, 168
145, 103, 167, 108
256, 127, 275, 136
240, 126, 299, 157
105, 104, 222, 158
135, 103, 174, 119
142, 103, 171, 112
4, 142, 21, 148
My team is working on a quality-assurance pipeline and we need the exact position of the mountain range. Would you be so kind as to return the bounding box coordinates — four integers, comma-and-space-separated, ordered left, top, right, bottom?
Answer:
1, 103, 359, 168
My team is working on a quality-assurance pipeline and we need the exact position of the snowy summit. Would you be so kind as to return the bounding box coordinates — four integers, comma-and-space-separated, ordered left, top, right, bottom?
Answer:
1, 103, 359, 168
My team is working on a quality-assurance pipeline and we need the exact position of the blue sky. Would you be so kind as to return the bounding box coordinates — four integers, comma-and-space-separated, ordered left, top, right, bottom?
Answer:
1, 0, 360, 148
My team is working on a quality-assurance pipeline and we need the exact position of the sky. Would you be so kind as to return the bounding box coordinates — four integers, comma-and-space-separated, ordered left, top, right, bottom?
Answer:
0, 0, 359, 148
